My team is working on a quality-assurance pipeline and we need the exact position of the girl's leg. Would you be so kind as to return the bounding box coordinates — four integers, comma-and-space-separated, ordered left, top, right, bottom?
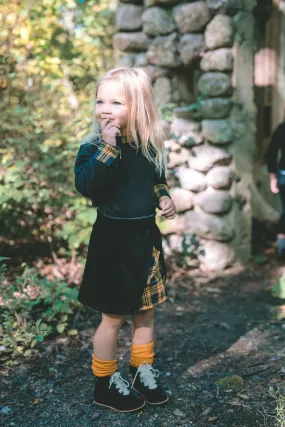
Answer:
92, 313, 125, 378
93, 313, 146, 412
132, 308, 154, 345
130, 308, 169, 405
93, 313, 125, 360
130, 307, 155, 366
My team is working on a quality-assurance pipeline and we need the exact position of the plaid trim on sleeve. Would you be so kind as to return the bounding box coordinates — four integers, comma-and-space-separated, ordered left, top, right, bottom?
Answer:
154, 184, 170, 199
93, 141, 121, 166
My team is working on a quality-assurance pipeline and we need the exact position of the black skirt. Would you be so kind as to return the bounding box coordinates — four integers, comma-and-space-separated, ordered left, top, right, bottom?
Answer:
78, 213, 167, 315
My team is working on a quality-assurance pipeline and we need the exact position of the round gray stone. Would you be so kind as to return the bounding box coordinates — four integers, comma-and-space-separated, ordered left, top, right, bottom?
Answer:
202, 119, 234, 144
164, 139, 181, 152
194, 188, 233, 214
113, 32, 150, 52
185, 209, 234, 241
116, 5, 144, 31
153, 76, 172, 106
173, 2, 211, 33
199, 240, 235, 270
188, 145, 232, 172
134, 53, 148, 66
160, 214, 187, 235
168, 234, 183, 253
200, 48, 233, 71
206, 0, 243, 13
169, 187, 194, 212
116, 55, 135, 67
206, 166, 233, 189
146, 33, 181, 68
199, 98, 232, 119
142, 7, 175, 36
171, 118, 201, 136
205, 14, 234, 49
168, 148, 189, 168
175, 167, 207, 192
145, 0, 181, 6
178, 34, 205, 66
198, 72, 232, 97
171, 118, 203, 146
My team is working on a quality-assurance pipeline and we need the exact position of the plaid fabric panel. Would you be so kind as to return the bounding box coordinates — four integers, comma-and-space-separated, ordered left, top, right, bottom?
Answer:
139, 247, 167, 311
93, 142, 121, 165
154, 184, 170, 199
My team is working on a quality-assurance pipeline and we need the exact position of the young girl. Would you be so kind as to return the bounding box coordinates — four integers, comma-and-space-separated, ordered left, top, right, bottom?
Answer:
74, 66, 176, 413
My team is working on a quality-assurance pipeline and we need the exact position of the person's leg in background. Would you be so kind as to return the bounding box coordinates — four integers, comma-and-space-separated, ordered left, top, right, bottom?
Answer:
277, 183, 285, 257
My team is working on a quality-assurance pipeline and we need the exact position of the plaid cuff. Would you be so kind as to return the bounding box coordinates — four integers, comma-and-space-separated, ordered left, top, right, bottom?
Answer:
154, 184, 170, 199
92, 141, 121, 166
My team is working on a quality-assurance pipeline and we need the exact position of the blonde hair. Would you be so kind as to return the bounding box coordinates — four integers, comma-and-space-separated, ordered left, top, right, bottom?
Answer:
85, 66, 166, 175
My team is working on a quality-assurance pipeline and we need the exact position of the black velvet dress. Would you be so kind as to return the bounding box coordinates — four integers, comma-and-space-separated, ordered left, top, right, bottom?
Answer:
74, 136, 169, 314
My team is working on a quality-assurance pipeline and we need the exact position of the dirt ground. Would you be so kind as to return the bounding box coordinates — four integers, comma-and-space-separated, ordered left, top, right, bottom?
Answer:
1, 226, 285, 427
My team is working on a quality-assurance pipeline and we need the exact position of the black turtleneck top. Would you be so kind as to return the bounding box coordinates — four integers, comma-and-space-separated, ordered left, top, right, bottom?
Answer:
74, 136, 170, 220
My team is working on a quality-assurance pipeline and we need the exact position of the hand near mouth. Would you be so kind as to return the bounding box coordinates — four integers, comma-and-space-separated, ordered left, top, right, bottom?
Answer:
100, 117, 121, 147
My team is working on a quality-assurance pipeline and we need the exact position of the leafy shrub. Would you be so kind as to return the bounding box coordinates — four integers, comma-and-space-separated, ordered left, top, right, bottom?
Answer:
0, 0, 114, 251
0, 258, 80, 365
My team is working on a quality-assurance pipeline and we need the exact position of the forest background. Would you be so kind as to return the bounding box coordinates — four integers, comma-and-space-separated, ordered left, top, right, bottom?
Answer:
0, 0, 117, 361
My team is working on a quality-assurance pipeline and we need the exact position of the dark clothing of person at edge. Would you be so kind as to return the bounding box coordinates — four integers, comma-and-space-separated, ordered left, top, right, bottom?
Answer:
266, 121, 285, 256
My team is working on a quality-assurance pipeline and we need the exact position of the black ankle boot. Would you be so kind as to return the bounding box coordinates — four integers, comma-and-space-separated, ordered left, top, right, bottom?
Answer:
130, 363, 169, 405
94, 371, 145, 413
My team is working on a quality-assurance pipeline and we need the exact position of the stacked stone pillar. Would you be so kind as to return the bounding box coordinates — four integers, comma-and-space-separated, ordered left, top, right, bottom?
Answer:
113, 0, 257, 271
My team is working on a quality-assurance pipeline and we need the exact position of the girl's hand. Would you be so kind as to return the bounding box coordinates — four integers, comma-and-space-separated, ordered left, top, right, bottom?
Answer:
270, 173, 279, 194
158, 196, 176, 219
100, 117, 121, 147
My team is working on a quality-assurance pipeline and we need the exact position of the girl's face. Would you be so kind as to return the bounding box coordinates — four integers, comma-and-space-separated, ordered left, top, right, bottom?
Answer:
95, 79, 129, 135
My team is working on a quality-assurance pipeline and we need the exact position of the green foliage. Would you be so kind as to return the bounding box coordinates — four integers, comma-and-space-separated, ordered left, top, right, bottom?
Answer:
177, 233, 205, 268
159, 103, 178, 122
0, 261, 80, 364
0, 0, 114, 249
57, 200, 97, 249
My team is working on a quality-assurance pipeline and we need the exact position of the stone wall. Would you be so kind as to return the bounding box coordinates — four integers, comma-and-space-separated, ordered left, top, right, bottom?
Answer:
113, 0, 257, 271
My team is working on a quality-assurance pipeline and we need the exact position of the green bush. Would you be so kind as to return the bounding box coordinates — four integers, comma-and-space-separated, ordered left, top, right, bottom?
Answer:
0, 258, 80, 365
0, 0, 114, 251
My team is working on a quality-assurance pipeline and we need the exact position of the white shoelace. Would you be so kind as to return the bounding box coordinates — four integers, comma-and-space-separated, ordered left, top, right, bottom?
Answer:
109, 372, 130, 396
131, 362, 159, 390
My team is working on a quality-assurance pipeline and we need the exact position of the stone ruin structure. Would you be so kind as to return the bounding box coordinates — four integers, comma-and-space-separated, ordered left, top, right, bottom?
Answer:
113, 0, 261, 271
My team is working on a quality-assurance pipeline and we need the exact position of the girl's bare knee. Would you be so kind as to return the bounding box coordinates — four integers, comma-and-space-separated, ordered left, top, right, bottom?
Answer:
132, 308, 154, 328
101, 313, 126, 330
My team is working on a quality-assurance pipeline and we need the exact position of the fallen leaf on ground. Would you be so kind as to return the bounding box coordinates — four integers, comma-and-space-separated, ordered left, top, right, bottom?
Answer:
237, 393, 249, 400
174, 409, 186, 417
229, 400, 242, 406
208, 416, 218, 422
216, 375, 244, 389
205, 287, 222, 294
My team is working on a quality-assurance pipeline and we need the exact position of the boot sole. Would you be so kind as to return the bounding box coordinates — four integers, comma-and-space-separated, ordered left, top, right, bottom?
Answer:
133, 387, 169, 406
94, 400, 146, 413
